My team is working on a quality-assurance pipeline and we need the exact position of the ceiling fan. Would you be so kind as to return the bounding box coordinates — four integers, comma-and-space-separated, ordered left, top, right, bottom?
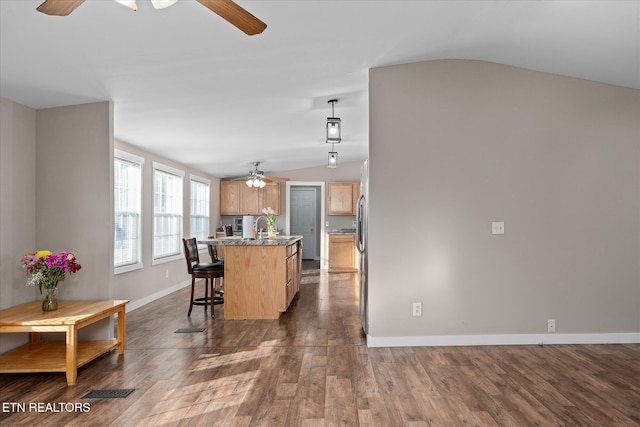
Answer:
36, 0, 267, 36
230, 162, 289, 188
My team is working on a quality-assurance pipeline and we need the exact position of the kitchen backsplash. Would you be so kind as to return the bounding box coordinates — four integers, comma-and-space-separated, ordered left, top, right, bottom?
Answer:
327, 216, 356, 232
219, 215, 355, 233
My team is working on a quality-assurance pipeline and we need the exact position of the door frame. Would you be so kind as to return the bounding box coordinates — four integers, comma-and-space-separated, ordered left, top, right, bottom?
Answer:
285, 181, 327, 270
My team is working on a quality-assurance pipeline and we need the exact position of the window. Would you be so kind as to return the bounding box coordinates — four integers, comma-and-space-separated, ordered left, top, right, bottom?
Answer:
190, 175, 210, 244
114, 150, 143, 273
153, 162, 184, 263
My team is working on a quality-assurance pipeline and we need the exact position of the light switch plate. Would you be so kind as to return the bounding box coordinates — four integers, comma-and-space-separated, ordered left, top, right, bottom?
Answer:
492, 221, 505, 235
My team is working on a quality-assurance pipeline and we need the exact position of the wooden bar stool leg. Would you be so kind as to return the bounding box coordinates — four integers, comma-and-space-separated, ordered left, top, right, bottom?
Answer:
188, 277, 196, 316
204, 278, 209, 313
211, 279, 218, 319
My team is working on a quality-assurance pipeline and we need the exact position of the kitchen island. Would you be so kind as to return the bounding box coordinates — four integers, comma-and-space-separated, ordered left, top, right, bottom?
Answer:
200, 236, 303, 319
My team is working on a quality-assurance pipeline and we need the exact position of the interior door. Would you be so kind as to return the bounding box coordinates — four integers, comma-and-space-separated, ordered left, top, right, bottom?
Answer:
290, 187, 316, 260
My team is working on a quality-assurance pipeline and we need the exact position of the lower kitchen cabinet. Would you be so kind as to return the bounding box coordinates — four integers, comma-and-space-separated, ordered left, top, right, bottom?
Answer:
328, 233, 358, 273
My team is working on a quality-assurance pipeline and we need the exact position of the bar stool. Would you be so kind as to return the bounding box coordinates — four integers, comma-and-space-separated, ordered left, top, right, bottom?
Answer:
182, 238, 224, 317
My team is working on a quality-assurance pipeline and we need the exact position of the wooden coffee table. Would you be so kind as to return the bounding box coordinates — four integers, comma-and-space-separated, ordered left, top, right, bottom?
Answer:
0, 300, 128, 385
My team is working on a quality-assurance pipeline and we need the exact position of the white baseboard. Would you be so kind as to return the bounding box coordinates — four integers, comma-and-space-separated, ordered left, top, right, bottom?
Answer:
366, 332, 640, 348
125, 280, 191, 312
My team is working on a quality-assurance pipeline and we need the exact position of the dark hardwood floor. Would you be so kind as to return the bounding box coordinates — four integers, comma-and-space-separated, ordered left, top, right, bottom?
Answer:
1, 270, 639, 426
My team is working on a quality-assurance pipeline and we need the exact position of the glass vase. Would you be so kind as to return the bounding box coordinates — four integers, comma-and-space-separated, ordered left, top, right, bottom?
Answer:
42, 286, 59, 312
267, 223, 277, 237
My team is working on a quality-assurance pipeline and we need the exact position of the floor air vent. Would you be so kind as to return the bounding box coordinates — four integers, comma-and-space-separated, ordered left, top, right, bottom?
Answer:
175, 328, 205, 333
81, 389, 135, 399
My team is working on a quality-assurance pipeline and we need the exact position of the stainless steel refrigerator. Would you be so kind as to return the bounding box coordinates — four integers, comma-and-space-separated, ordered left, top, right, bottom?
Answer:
356, 160, 369, 334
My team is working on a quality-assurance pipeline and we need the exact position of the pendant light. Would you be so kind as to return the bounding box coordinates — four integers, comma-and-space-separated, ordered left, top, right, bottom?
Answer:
326, 99, 341, 144
326, 99, 340, 168
327, 149, 338, 169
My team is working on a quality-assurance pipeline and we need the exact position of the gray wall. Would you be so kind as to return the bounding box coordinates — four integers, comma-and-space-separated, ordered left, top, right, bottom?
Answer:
0, 99, 115, 350
368, 60, 640, 344
0, 98, 37, 352
0, 99, 221, 352
36, 102, 114, 301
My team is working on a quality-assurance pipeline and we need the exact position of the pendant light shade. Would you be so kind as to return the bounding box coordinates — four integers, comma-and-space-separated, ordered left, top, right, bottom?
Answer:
328, 151, 338, 168
246, 177, 266, 188
326, 99, 341, 144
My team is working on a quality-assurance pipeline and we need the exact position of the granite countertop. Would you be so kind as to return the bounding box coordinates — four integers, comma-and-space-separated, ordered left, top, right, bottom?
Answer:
201, 236, 303, 246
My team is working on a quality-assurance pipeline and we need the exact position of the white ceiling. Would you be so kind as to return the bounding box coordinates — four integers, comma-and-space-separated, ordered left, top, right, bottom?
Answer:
2, 0, 639, 178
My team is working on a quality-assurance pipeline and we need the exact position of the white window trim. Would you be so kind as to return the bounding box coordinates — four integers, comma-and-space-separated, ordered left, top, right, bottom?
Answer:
190, 174, 211, 248
151, 254, 184, 266
114, 149, 144, 274
115, 149, 145, 166
152, 161, 184, 263
190, 173, 210, 185
115, 262, 143, 275
153, 161, 185, 178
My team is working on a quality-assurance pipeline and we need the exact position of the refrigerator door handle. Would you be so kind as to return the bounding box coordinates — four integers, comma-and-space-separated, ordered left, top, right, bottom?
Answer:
356, 194, 365, 254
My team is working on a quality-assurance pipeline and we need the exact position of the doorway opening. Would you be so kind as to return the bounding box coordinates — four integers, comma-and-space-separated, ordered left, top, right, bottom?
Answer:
286, 181, 326, 270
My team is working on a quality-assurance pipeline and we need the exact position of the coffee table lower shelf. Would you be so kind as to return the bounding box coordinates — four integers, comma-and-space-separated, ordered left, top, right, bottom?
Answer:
0, 340, 119, 373
0, 299, 128, 385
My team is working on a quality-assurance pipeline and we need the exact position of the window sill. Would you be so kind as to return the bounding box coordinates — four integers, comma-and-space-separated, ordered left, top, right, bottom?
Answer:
114, 262, 143, 275
152, 254, 183, 265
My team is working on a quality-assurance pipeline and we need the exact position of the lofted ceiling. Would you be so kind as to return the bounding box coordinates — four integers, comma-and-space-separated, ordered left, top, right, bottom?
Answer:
1, 0, 638, 178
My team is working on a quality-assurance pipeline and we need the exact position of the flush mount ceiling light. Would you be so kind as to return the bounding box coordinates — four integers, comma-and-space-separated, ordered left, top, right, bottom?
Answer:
326, 99, 341, 144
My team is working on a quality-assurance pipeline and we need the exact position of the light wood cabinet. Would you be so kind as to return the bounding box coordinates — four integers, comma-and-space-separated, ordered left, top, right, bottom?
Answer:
352, 182, 361, 214
220, 181, 241, 215
285, 241, 300, 307
327, 182, 359, 215
220, 181, 280, 215
239, 183, 260, 214
329, 233, 358, 272
261, 182, 281, 214
221, 239, 301, 319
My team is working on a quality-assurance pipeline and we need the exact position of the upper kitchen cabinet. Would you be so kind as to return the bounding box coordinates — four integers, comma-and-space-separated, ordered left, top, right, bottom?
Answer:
327, 182, 360, 215
261, 182, 281, 214
220, 181, 280, 215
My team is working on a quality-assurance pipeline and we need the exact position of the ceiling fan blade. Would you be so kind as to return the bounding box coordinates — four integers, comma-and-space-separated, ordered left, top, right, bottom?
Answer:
36, 0, 85, 16
197, 0, 267, 35
264, 176, 290, 182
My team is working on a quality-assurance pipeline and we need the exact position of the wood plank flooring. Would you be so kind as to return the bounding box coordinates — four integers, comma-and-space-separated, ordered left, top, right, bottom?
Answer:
1, 270, 639, 426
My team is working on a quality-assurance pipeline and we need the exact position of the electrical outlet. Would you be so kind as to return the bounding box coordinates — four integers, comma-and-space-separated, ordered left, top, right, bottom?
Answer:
165, 269, 169, 279
547, 319, 556, 333
413, 302, 422, 317
492, 221, 505, 235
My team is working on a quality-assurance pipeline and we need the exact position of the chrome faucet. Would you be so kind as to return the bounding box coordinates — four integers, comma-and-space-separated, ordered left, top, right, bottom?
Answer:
254, 216, 268, 239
